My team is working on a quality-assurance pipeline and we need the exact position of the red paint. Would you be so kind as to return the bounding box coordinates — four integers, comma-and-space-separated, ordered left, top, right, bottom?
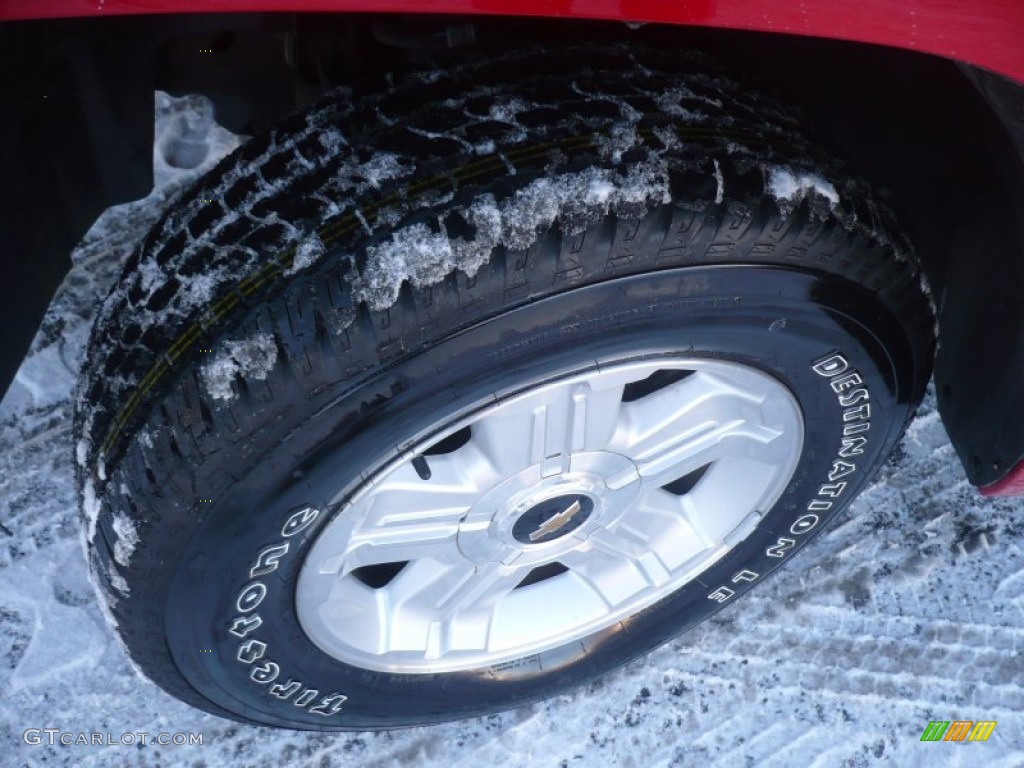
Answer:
980, 461, 1024, 497
1, 0, 1022, 84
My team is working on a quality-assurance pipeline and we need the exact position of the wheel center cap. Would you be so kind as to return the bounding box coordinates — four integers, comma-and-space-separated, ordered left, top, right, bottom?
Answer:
511, 493, 594, 544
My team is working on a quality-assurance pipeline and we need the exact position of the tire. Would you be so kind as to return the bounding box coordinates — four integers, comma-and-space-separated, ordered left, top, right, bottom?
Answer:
74, 46, 935, 730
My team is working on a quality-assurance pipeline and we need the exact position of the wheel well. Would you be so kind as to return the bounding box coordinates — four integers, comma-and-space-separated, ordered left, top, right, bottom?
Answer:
4, 12, 1022, 485
690, 30, 1024, 486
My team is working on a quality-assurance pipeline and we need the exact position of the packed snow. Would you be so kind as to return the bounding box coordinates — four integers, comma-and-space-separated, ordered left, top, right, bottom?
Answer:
765, 165, 841, 210
284, 234, 327, 277
712, 159, 724, 205
110, 512, 139, 569
353, 161, 669, 313
200, 332, 279, 402
1, 92, 1023, 768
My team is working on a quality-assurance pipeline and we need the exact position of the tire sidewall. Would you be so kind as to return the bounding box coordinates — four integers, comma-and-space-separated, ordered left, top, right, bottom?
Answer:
164, 264, 912, 728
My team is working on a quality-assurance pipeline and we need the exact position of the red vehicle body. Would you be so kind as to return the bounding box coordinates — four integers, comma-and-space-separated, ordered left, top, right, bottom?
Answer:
0, 0, 1020, 93
4, 0, 1023, 83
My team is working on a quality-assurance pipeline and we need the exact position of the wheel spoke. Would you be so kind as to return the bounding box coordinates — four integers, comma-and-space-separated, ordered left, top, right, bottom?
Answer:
315, 451, 489, 574
678, 493, 719, 550
366, 451, 488, 523
436, 561, 522, 619
608, 371, 788, 489
472, 379, 624, 476
560, 525, 674, 608
383, 560, 523, 658
316, 522, 461, 575
380, 559, 473, 654
641, 420, 785, 488
628, 490, 707, 547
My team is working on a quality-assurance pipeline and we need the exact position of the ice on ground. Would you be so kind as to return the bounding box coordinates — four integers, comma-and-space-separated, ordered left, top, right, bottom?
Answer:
200, 333, 279, 402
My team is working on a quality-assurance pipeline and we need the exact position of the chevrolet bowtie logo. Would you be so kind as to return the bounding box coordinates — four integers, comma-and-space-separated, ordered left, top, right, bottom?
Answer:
530, 499, 583, 542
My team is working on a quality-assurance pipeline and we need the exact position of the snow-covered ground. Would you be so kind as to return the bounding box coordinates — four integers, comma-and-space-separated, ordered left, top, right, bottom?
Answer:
2, 93, 1024, 768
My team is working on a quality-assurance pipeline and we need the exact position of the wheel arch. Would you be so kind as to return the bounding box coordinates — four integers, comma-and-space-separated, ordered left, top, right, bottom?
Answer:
3, 13, 1024, 490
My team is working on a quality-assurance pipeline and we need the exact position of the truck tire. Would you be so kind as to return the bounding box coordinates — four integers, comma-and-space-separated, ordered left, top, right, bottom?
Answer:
74, 46, 935, 729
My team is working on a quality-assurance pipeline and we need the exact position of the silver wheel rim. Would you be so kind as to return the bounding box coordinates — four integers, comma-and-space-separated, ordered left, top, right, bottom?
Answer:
296, 357, 804, 673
